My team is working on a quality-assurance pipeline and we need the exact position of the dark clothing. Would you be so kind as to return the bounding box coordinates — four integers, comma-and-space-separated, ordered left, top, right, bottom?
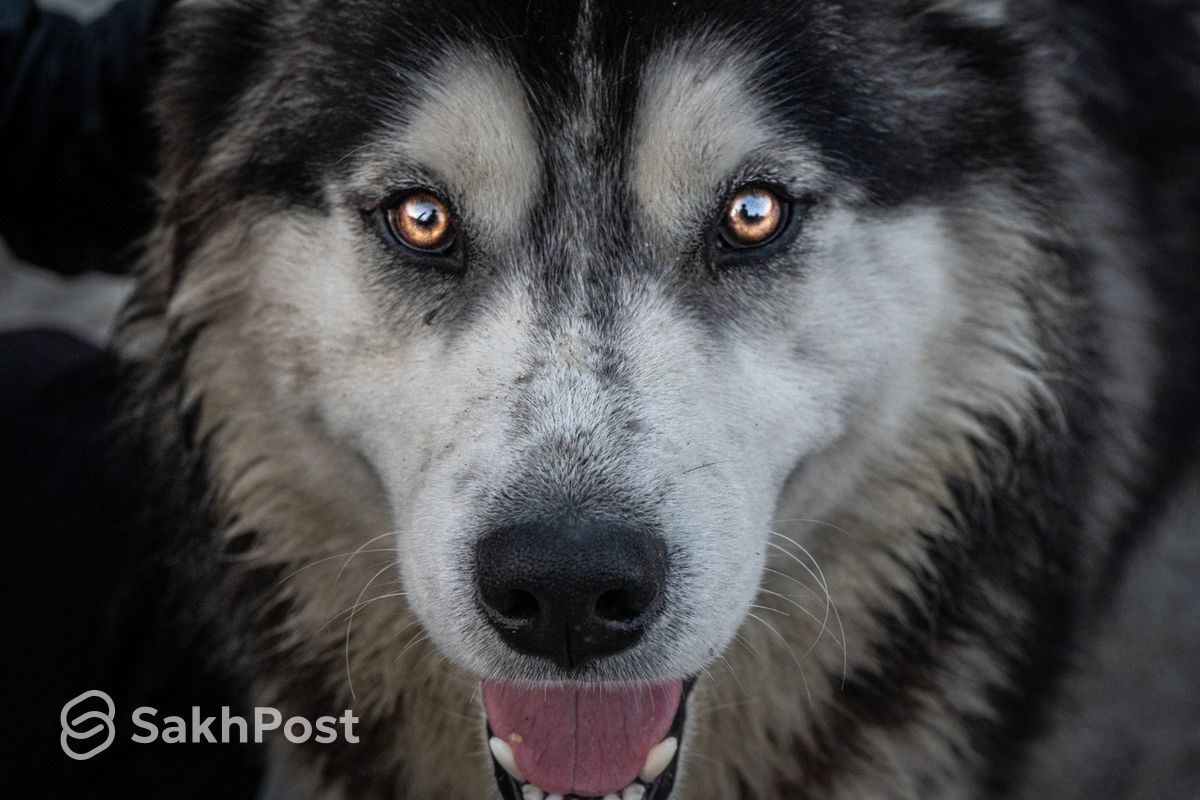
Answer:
0, 330, 262, 799
1, 0, 165, 275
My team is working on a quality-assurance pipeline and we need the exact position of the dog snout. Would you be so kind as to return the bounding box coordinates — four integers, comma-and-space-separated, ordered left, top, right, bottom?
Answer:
475, 518, 668, 670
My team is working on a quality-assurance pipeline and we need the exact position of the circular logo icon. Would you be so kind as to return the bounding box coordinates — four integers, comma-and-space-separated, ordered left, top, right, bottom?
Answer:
60, 690, 116, 761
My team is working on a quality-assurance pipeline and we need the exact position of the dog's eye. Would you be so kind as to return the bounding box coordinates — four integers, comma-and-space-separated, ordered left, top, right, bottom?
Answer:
719, 187, 785, 249
386, 192, 456, 252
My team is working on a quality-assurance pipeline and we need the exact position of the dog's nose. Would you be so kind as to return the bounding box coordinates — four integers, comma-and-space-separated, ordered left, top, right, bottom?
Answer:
475, 519, 668, 670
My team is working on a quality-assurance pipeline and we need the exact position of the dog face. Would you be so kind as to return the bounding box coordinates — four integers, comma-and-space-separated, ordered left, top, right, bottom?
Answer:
330, 43, 879, 685
139, 1, 1064, 796
234, 44, 964, 683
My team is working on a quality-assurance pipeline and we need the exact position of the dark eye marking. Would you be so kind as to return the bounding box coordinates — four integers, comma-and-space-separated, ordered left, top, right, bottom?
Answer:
368, 189, 465, 275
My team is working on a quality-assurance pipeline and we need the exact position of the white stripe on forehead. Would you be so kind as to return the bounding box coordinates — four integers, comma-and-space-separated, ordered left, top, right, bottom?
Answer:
631, 42, 775, 232
399, 49, 540, 241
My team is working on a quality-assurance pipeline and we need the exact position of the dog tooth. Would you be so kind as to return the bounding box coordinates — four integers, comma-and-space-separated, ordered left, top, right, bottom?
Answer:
603, 795, 620, 800
638, 737, 678, 783
520, 785, 544, 800
489, 737, 526, 782
545, 795, 563, 800
622, 785, 646, 800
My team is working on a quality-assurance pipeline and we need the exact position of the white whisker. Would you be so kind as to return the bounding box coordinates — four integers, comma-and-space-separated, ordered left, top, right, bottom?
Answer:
344, 561, 401, 701
336, 531, 401, 585
747, 611, 813, 708
276, 547, 395, 588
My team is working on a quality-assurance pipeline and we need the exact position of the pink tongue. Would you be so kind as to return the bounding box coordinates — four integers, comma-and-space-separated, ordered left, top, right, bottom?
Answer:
483, 680, 682, 797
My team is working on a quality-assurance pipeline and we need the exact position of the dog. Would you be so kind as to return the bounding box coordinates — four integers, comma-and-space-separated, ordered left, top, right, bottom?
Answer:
117, 0, 1200, 797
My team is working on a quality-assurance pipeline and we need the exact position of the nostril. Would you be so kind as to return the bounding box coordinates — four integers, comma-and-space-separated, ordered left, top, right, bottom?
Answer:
595, 586, 656, 624
495, 588, 539, 622
481, 586, 539, 624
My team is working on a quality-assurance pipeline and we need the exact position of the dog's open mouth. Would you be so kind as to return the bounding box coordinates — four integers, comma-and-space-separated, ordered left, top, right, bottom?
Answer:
483, 678, 693, 800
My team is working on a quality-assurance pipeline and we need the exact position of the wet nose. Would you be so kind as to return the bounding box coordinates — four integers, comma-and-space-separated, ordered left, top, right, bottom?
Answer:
475, 518, 668, 670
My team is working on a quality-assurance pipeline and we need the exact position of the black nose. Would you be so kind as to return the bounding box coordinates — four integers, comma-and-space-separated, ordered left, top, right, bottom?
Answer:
475, 518, 668, 671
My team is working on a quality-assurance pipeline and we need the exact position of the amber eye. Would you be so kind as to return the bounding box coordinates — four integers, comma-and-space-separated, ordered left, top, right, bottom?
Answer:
720, 187, 785, 248
386, 192, 455, 252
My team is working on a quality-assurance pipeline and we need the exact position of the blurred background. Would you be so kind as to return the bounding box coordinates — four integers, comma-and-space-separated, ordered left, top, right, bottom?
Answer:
1, 0, 134, 346
2, 5, 262, 797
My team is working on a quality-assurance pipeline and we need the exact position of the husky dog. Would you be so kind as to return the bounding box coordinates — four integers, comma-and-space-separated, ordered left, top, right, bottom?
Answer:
118, 0, 1200, 798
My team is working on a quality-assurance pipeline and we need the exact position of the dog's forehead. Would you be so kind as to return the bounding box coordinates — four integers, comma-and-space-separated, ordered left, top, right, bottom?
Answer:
396, 50, 542, 240
375, 38, 778, 235
630, 43, 777, 230
166, 0, 1030, 234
